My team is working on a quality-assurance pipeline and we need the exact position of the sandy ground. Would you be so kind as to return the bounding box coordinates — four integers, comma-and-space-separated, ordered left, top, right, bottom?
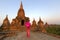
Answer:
0, 32, 60, 40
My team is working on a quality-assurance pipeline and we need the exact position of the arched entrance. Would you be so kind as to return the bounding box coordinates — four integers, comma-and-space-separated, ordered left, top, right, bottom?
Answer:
21, 20, 24, 26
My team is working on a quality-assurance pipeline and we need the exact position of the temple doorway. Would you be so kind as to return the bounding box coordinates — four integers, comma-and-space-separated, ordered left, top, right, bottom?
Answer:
21, 20, 24, 26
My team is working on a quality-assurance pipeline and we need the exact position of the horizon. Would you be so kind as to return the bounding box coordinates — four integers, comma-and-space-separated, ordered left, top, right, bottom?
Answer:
0, 0, 60, 26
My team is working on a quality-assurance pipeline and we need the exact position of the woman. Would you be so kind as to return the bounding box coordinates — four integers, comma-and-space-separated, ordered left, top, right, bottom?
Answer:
25, 21, 31, 38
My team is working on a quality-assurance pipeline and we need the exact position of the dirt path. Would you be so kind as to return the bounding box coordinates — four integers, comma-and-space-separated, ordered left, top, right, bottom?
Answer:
2, 32, 60, 40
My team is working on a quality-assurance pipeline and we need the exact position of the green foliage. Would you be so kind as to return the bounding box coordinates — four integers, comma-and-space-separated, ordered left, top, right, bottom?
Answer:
46, 25, 60, 35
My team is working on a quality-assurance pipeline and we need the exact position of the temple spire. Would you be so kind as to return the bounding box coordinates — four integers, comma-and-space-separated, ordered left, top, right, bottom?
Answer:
20, 2, 23, 9
5, 15, 8, 20
6, 15, 8, 19
17, 1, 25, 19
38, 17, 43, 24
39, 17, 41, 21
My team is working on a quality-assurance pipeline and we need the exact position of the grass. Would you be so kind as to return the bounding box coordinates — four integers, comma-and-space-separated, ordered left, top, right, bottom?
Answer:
46, 25, 60, 35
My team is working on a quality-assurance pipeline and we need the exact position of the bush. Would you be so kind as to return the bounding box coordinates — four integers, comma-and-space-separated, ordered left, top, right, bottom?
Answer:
46, 26, 60, 35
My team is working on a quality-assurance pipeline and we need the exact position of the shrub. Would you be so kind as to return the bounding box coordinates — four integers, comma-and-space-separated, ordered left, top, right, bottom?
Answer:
46, 26, 60, 35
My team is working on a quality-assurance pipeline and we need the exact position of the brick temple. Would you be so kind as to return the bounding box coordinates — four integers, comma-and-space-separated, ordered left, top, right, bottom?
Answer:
1, 2, 47, 33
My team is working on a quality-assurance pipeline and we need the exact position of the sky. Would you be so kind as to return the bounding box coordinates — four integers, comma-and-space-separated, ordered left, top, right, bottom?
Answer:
0, 0, 60, 25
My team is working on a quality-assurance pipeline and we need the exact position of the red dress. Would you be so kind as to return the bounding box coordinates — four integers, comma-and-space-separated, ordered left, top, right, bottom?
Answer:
25, 22, 31, 38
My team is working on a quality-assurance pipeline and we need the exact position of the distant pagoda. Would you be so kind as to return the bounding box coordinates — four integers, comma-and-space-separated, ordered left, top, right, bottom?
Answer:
1, 15, 10, 31
38, 18, 46, 33
45, 22, 48, 27
31, 19, 37, 31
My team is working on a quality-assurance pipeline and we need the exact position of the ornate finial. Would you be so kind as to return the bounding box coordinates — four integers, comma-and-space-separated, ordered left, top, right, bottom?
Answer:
6, 15, 8, 19
39, 17, 41, 21
4, 15, 8, 21
20, 1, 23, 9
38, 17, 43, 23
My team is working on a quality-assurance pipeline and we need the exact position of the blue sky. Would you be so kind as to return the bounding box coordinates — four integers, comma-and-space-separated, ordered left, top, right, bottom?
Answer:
0, 0, 60, 25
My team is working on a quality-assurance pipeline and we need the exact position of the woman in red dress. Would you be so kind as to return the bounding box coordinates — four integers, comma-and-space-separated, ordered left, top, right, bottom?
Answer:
25, 21, 31, 38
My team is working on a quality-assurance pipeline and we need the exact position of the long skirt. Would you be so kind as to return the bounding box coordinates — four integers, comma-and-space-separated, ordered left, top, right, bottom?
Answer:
27, 28, 30, 38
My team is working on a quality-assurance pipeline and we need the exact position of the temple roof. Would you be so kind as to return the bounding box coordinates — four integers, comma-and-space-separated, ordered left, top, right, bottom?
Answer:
38, 18, 44, 24
17, 2, 25, 19
3, 15, 10, 25
32, 19, 36, 24
4, 15, 8, 21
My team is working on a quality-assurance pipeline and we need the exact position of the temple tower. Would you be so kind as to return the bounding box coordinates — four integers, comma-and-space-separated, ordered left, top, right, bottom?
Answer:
17, 2, 25, 19
31, 19, 37, 31
45, 22, 48, 27
10, 2, 29, 31
2, 15, 10, 31
38, 18, 46, 33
